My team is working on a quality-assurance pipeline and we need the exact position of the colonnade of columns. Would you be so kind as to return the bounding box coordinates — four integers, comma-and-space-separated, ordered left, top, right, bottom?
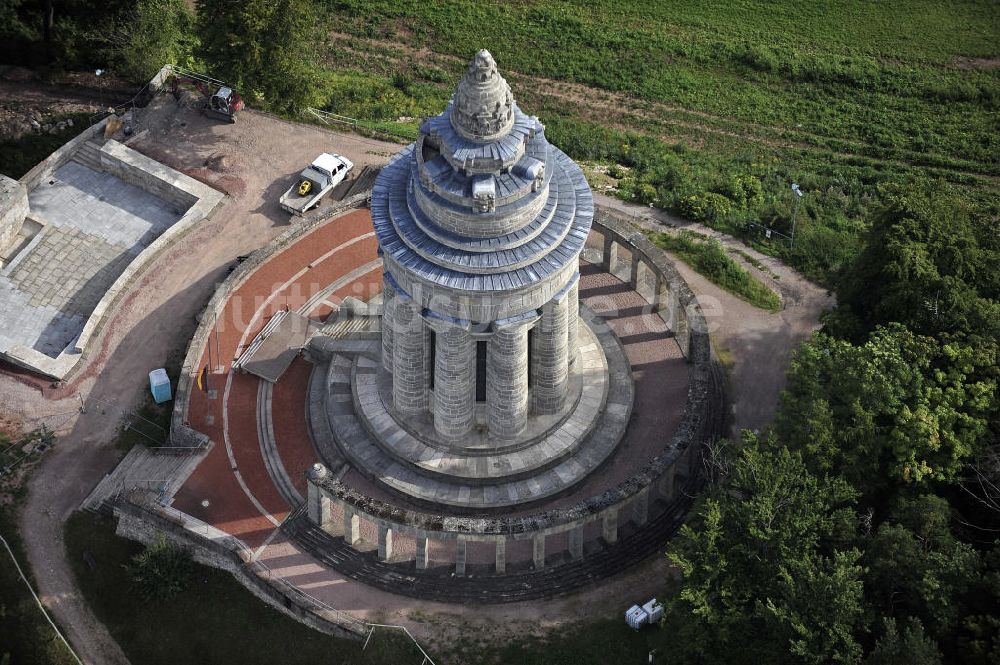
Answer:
305, 457, 690, 574
381, 274, 580, 441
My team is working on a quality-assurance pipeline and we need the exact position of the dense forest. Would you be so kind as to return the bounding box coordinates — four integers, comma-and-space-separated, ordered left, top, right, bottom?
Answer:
1, 0, 997, 662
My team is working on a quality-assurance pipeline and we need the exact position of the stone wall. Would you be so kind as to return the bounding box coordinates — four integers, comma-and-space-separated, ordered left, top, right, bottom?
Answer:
0, 175, 28, 255
112, 498, 365, 638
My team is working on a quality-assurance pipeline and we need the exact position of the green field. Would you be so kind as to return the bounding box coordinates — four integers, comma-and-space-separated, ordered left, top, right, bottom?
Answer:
309, 0, 998, 284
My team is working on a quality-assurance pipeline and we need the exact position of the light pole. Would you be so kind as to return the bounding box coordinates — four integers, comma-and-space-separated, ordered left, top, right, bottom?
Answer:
790, 183, 803, 248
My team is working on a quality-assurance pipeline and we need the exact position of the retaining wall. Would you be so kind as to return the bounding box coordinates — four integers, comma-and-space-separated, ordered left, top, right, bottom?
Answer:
112, 498, 366, 638
0, 175, 28, 255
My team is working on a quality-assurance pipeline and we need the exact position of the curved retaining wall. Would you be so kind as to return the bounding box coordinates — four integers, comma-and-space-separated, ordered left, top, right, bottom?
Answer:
305, 207, 721, 574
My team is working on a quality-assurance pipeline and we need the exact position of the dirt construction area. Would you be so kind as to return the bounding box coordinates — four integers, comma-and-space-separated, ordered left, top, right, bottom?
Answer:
1, 88, 830, 665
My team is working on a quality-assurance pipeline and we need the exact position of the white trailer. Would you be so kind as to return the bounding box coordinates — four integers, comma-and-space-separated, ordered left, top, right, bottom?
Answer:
280, 153, 353, 215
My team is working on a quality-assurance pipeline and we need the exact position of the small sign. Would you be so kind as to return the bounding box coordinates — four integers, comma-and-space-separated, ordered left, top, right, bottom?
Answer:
765, 229, 772, 239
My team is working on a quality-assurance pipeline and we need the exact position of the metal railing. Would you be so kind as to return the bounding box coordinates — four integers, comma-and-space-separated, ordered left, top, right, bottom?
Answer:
305, 107, 417, 143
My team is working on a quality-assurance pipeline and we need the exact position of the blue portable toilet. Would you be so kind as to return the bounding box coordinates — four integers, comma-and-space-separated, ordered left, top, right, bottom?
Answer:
149, 368, 172, 404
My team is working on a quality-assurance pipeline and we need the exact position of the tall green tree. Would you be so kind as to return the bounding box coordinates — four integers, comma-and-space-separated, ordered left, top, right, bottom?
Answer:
829, 179, 1000, 342
106, 0, 196, 83
664, 443, 863, 664
863, 495, 980, 636
195, 0, 320, 113
775, 325, 996, 489
865, 618, 943, 665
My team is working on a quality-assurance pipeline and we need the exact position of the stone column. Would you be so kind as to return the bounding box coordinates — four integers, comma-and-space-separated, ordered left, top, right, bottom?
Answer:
495, 538, 506, 574
380, 276, 396, 372
487, 324, 529, 439
531, 296, 569, 414
344, 508, 361, 546
658, 468, 675, 501
601, 235, 618, 273
392, 299, 429, 416
632, 488, 649, 527
378, 525, 393, 561
533, 534, 546, 569
432, 321, 475, 439
629, 253, 640, 291
415, 536, 429, 570
566, 281, 579, 367
602, 509, 619, 544
568, 524, 584, 560
306, 463, 331, 530
455, 537, 468, 575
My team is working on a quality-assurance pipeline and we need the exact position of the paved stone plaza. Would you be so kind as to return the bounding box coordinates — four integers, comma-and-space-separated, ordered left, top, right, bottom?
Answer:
0, 160, 182, 357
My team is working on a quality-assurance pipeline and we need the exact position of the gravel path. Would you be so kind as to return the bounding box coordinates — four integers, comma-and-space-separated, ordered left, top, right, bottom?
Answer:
593, 192, 834, 435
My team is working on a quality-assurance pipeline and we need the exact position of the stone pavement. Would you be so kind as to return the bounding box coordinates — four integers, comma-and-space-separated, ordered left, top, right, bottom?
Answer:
0, 161, 182, 357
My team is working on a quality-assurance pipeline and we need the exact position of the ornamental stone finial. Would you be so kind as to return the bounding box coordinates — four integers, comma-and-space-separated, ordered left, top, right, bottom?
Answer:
307, 462, 328, 481
450, 49, 516, 143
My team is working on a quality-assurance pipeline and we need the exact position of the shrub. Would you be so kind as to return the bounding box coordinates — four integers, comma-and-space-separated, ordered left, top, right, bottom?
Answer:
679, 192, 734, 223
124, 536, 194, 601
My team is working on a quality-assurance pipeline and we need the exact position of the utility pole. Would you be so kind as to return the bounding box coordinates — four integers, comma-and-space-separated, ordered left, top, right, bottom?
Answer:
790, 183, 803, 248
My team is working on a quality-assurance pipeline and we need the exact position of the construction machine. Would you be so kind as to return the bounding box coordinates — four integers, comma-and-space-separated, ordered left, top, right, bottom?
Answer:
169, 67, 244, 123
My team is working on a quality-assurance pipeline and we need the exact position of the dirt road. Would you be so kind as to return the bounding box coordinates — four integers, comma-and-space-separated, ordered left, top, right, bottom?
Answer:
593, 192, 834, 435
4, 101, 395, 665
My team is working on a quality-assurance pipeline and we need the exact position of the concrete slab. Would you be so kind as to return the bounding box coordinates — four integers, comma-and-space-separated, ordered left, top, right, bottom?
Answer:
0, 161, 183, 358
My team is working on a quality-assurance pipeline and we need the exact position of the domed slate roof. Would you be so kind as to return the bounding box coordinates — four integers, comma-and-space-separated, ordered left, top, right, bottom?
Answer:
370, 50, 593, 319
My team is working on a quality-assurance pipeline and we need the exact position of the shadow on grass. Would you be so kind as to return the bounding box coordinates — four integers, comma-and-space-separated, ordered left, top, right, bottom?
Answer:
63, 512, 423, 665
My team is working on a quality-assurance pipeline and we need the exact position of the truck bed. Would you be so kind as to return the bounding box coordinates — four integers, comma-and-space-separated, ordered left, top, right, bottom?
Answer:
280, 187, 325, 214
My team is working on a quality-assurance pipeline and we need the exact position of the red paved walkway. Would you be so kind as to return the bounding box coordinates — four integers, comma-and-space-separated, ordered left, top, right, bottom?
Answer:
173, 209, 380, 548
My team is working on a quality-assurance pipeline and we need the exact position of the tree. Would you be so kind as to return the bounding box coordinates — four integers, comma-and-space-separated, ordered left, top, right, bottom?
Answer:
664, 443, 863, 664
830, 179, 1000, 342
775, 325, 996, 490
865, 618, 943, 665
106, 0, 196, 83
195, 0, 321, 113
124, 536, 195, 601
863, 495, 980, 636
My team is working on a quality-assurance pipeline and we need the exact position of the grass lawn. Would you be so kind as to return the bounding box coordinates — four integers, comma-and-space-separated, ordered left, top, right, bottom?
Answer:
1, 428, 77, 665
63, 512, 423, 665
0, 508, 78, 665
650, 230, 782, 311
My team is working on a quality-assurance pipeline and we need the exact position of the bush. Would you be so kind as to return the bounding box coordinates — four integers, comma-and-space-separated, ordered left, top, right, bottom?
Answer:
679, 192, 734, 223
124, 536, 194, 601
650, 231, 781, 311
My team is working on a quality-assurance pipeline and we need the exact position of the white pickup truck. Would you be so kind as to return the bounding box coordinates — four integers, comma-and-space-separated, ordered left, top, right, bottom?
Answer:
280, 153, 354, 215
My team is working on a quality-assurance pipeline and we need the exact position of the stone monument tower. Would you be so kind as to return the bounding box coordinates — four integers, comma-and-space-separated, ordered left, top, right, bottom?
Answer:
372, 49, 593, 445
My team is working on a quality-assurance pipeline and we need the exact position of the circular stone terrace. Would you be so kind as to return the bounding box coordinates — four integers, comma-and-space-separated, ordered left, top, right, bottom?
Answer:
159, 198, 723, 603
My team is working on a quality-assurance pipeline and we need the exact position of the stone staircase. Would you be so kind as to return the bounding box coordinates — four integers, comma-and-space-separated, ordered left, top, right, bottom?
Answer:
82, 442, 207, 512
71, 139, 104, 172
285, 473, 701, 604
